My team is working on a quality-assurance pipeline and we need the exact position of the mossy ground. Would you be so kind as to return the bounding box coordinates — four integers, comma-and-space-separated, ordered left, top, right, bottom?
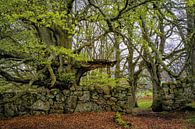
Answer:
137, 97, 152, 110
185, 101, 195, 125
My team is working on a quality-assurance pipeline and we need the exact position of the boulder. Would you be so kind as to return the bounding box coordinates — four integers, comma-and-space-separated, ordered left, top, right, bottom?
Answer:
31, 100, 50, 111
79, 91, 90, 102
75, 102, 92, 112
66, 96, 77, 110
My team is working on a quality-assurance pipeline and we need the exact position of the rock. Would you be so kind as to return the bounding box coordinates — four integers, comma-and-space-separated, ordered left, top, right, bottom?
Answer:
104, 105, 111, 111
91, 103, 102, 111
56, 93, 65, 102
96, 97, 106, 105
50, 89, 60, 95
95, 86, 103, 94
110, 97, 117, 102
107, 100, 115, 106
118, 93, 126, 100
66, 96, 77, 110
102, 86, 111, 95
32, 111, 46, 115
75, 86, 83, 91
82, 86, 89, 91
95, 86, 111, 95
91, 92, 99, 100
74, 91, 83, 97
75, 102, 92, 112
104, 95, 111, 99
47, 93, 55, 99
70, 86, 76, 91
63, 90, 70, 96
49, 109, 64, 114
51, 102, 64, 110
3, 93, 15, 100
4, 103, 16, 117
31, 100, 50, 111
79, 91, 90, 102
88, 86, 95, 91
117, 101, 126, 107
49, 99, 54, 105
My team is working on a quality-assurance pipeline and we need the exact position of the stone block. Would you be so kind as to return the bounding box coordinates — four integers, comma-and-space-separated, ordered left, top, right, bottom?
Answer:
50, 89, 60, 95
49, 99, 54, 105
96, 97, 106, 105
55, 93, 65, 102
106, 100, 116, 106
162, 100, 173, 106
49, 109, 64, 114
32, 111, 46, 115
110, 97, 117, 102
164, 94, 174, 100
63, 90, 70, 96
75, 86, 83, 91
66, 96, 77, 109
70, 86, 76, 91
31, 100, 50, 111
91, 92, 99, 100
51, 102, 64, 110
117, 101, 126, 106
105, 105, 111, 111
91, 103, 102, 112
4, 103, 16, 117
103, 95, 111, 99
75, 102, 92, 112
79, 91, 90, 102
95, 86, 103, 94
118, 93, 126, 100
73, 91, 83, 97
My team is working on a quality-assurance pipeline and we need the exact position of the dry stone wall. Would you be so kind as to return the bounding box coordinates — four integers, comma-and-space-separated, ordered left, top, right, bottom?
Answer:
161, 79, 193, 111
0, 84, 133, 119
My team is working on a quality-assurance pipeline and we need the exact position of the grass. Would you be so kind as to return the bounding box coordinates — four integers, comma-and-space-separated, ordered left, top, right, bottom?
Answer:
134, 94, 195, 128
132, 95, 153, 112
137, 98, 152, 110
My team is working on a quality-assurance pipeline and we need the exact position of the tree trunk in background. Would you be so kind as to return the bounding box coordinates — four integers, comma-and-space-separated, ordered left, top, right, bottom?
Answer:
127, 44, 138, 107
114, 33, 121, 79
187, 4, 195, 98
150, 64, 162, 112
140, 17, 163, 111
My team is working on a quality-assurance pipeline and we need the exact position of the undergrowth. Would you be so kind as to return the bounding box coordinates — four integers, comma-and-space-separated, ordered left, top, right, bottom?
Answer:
113, 112, 131, 128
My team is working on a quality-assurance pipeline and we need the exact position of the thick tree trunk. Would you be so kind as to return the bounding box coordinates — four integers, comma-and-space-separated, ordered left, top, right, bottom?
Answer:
148, 63, 162, 112
127, 49, 138, 107
192, 47, 195, 97
151, 81, 162, 111
187, 4, 195, 98
114, 34, 121, 79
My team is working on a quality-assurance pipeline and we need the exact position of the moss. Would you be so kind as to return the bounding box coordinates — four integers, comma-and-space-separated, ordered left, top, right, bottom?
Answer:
0, 83, 45, 93
113, 112, 131, 128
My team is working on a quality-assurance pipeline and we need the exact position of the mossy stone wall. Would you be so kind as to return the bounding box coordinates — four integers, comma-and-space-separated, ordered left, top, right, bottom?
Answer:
161, 79, 193, 111
0, 85, 133, 119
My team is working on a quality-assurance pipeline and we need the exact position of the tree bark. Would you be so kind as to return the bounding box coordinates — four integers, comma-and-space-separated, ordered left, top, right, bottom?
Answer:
187, 4, 195, 98
114, 33, 121, 79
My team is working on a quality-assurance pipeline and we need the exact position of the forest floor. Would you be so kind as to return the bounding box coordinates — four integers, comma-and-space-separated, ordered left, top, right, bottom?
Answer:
0, 111, 195, 129
0, 97, 195, 129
